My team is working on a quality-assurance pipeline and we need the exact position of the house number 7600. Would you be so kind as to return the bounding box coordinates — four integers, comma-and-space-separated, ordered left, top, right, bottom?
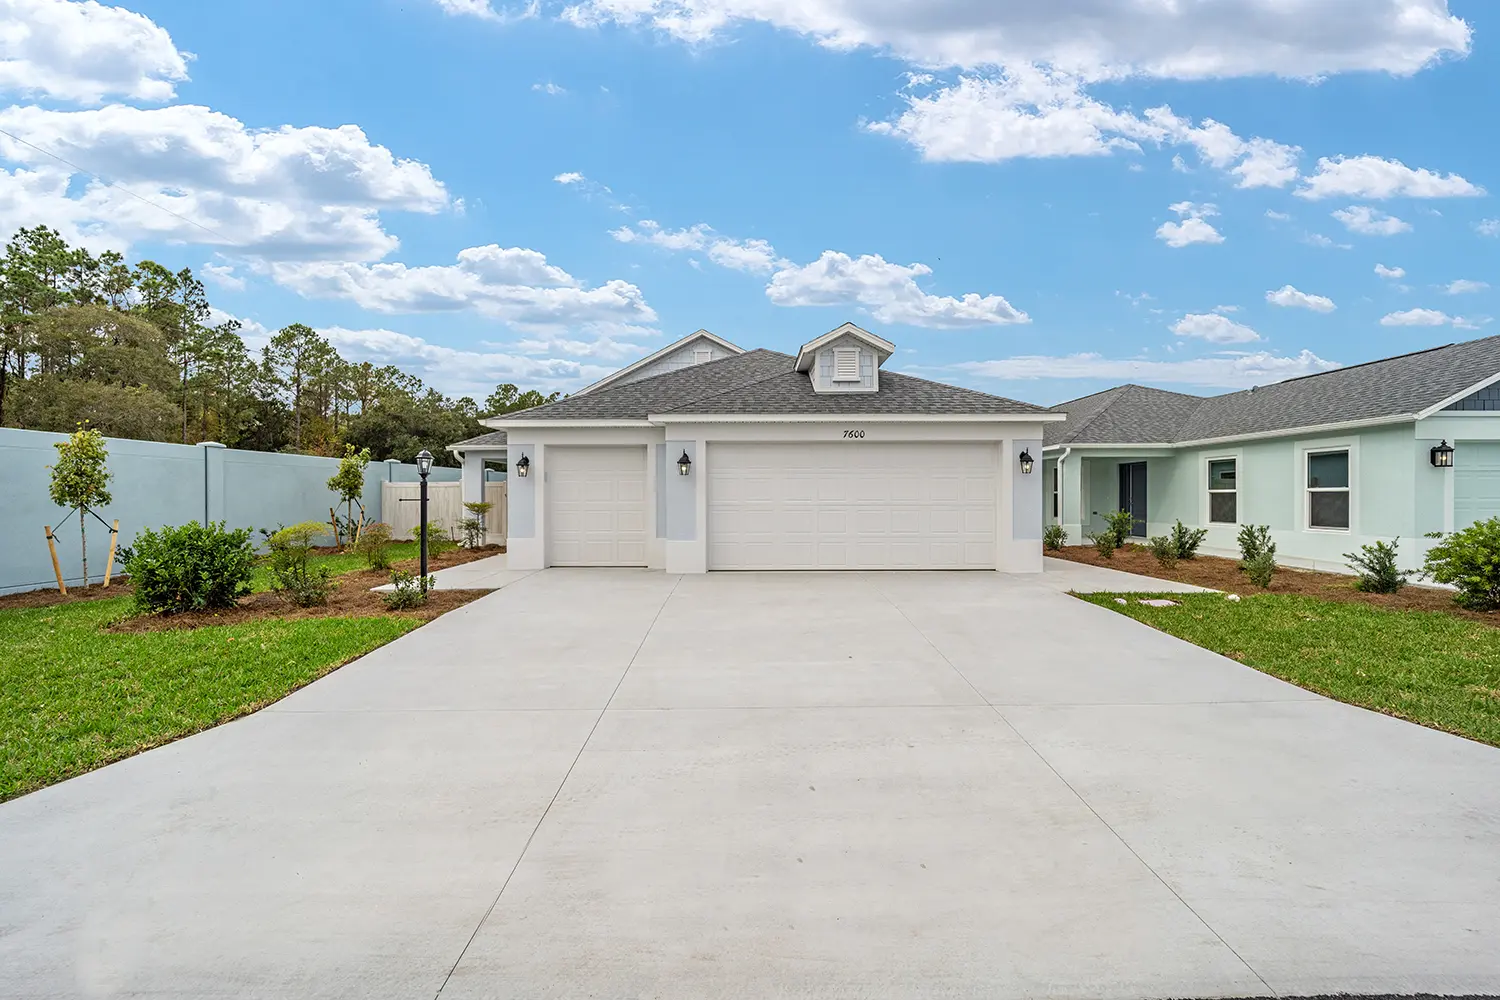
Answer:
842, 429, 865, 439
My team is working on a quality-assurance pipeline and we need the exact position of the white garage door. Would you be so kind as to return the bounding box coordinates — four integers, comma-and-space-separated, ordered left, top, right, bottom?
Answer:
547, 446, 647, 567
1455, 441, 1500, 531
708, 441, 997, 570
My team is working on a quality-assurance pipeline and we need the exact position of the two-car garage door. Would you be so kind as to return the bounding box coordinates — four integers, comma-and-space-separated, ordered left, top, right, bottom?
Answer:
707, 442, 997, 570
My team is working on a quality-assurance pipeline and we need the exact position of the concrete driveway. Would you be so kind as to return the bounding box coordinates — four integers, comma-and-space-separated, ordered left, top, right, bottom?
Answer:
3, 569, 1499, 999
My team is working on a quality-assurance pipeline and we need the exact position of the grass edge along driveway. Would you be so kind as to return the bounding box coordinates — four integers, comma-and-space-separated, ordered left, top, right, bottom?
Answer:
1, 596, 416, 802
1086, 591, 1500, 749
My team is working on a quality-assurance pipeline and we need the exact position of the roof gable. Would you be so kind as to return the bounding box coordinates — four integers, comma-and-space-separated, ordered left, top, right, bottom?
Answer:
794, 322, 895, 372
574, 329, 744, 396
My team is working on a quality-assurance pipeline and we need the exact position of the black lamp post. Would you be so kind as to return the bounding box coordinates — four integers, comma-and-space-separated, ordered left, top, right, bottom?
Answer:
1431, 440, 1455, 468
415, 449, 433, 580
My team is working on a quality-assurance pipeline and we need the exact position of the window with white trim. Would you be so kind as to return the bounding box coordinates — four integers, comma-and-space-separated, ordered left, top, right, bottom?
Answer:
832, 348, 861, 382
1051, 465, 1059, 519
1307, 450, 1350, 530
1208, 459, 1237, 524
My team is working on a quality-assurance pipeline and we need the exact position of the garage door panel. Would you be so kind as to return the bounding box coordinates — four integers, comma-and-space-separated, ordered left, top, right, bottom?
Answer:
548, 446, 648, 567
1455, 443, 1500, 530
708, 442, 997, 570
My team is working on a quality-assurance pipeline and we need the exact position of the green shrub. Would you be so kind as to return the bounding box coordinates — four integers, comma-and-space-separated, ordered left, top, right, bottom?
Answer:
1103, 509, 1136, 547
1170, 520, 1208, 559
383, 569, 434, 610
1237, 524, 1275, 566
1043, 523, 1068, 551
1148, 535, 1178, 570
1345, 538, 1412, 594
1244, 549, 1277, 589
355, 521, 395, 570
1089, 529, 1117, 560
125, 521, 256, 614
266, 521, 334, 607
462, 501, 494, 548
425, 519, 459, 557
1423, 518, 1500, 610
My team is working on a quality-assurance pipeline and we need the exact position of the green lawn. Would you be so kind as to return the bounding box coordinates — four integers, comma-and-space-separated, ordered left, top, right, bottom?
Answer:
1086, 592, 1500, 747
0, 596, 417, 801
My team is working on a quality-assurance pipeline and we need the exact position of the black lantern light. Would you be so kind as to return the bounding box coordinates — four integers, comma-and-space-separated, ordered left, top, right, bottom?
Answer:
415, 449, 433, 477
1018, 449, 1035, 475
515, 454, 530, 477
414, 450, 434, 580
1431, 440, 1455, 468
678, 450, 693, 476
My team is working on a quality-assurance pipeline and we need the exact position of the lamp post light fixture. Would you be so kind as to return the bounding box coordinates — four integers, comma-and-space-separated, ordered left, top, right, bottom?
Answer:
415, 449, 433, 581
1018, 449, 1035, 476
514, 454, 530, 478
677, 450, 693, 476
1431, 440, 1455, 468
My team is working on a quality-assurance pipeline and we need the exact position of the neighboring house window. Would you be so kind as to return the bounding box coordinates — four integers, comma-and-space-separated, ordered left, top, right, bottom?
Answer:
833, 348, 861, 382
1307, 450, 1350, 530
692, 349, 712, 365
1051, 465, 1059, 519
1208, 459, 1237, 524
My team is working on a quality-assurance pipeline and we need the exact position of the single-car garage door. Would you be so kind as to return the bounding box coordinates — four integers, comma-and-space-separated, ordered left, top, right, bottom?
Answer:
548, 446, 647, 566
1455, 441, 1500, 531
708, 441, 997, 570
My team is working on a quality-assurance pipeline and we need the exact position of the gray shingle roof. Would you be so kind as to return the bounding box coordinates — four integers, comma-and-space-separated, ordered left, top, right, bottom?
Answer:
450, 429, 508, 449
502, 348, 1047, 420
1047, 334, 1500, 446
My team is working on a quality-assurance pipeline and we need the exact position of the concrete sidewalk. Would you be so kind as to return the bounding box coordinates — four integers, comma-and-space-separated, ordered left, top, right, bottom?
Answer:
3, 568, 1497, 999
373, 552, 533, 591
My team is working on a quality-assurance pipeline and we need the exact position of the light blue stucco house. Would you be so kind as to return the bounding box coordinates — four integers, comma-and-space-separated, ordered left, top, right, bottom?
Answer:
1043, 334, 1500, 574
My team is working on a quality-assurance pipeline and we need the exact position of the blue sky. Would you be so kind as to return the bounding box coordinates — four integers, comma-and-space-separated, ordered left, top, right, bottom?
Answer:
2, 0, 1497, 405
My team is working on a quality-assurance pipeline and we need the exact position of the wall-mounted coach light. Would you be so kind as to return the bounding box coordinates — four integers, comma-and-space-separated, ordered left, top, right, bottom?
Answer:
1431, 440, 1454, 468
515, 454, 530, 477
678, 450, 693, 476
1018, 449, 1035, 475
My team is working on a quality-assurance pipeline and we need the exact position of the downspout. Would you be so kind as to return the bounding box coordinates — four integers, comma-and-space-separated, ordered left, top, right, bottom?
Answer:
1056, 447, 1071, 534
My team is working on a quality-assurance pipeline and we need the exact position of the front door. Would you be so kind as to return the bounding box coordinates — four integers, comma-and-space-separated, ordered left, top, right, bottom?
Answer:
1118, 462, 1148, 538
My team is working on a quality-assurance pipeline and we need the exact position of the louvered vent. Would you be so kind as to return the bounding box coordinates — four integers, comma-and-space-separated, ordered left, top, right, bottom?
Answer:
693, 349, 712, 365
833, 348, 861, 382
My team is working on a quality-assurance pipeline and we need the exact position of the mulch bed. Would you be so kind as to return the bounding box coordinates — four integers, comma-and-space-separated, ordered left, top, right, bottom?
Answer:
2, 546, 505, 629
1050, 543, 1499, 625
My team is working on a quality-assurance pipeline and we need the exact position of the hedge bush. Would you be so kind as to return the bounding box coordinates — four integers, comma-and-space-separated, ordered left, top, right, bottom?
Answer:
124, 521, 256, 615
1424, 518, 1500, 610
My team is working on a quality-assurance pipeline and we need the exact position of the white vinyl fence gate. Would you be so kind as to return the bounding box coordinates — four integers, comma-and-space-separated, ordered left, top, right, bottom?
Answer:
381, 481, 507, 543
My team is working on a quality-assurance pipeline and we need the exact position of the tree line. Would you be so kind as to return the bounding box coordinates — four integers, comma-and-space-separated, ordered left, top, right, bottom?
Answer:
0, 226, 559, 466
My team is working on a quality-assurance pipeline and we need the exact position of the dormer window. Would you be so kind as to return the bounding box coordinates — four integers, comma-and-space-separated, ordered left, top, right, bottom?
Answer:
833, 348, 861, 382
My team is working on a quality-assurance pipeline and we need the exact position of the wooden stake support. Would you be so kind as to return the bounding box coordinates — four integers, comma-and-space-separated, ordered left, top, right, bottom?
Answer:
329, 507, 342, 548
104, 519, 120, 587
352, 512, 366, 548
44, 526, 67, 595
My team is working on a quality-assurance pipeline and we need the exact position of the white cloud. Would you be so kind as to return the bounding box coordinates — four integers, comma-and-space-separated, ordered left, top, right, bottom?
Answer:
611, 220, 786, 273
431, 0, 538, 21
0, 0, 191, 104
1266, 285, 1335, 313
1446, 279, 1489, 295
1374, 263, 1405, 279
1297, 155, 1483, 200
268, 245, 657, 331
1153, 219, 1223, 247
1380, 307, 1454, 327
1265, 210, 1291, 221
953, 349, 1339, 389
532, 81, 566, 94
324, 325, 608, 396
207, 307, 271, 352
0, 104, 449, 260
1171, 313, 1261, 343
554, 171, 585, 184
1331, 205, 1412, 236
1302, 232, 1351, 250
766, 251, 1030, 328
559, 0, 1470, 80
1478, 219, 1500, 237
202, 261, 244, 291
